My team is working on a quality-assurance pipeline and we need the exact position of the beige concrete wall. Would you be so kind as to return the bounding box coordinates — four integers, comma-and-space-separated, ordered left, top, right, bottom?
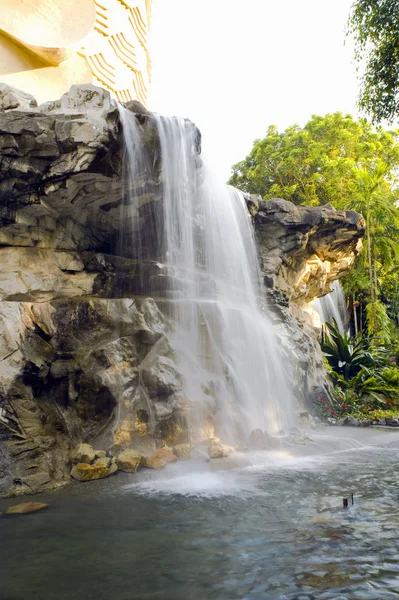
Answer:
0, 0, 152, 105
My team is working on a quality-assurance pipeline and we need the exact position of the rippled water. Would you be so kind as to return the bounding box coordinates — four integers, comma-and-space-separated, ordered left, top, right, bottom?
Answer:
2, 428, 399, 600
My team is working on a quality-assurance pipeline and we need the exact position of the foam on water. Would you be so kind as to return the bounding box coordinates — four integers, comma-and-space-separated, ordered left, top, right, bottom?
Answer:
130, 468, 260, 499
124, 429, 380, 499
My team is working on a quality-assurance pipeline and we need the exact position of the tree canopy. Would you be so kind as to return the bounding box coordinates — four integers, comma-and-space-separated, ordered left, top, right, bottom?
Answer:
348, 0, 399, 123
229, 112, 399, 206
229, 112, 399, 357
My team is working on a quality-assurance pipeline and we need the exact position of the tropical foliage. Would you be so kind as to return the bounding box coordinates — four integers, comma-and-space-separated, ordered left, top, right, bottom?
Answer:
230, 113, 399, 350
348, 0, 399, 123
318, 321, 399, 421
320, 322, 387, 380
229, 113, 399, 206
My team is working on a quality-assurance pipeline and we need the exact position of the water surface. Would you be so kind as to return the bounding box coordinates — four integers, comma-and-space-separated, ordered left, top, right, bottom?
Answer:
1, 428, 399, 600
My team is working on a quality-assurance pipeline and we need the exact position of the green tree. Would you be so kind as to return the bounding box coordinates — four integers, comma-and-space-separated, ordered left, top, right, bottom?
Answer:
229, 113, 399, 206
348, 0, 399, 123
230, 112, 399, 346
342, 163, 399, 336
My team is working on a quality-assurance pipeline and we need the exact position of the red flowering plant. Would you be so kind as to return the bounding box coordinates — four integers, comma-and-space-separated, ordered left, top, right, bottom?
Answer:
314, 388, 361, 422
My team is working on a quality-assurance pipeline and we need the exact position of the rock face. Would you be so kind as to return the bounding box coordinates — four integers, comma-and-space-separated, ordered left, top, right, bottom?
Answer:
246, 194, 365, 406
0, 84, 188, 496
251, 197, 364, 302
0, 83, 365, 496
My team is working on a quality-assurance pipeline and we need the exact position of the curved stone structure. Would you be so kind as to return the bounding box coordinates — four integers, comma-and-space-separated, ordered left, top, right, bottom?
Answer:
0, 0, 151, 104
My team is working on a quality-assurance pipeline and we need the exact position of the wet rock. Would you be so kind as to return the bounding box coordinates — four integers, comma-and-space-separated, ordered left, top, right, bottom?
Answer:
289, 434, 313, 445
385, 418, 399, 427
108, 462, 118, 476
141, 356, 181, 398
299, 411, 310, 423
116, 449, 142, 473
108, 443, 127, 458
5, 501, 47, 515
338, 415, 359, 427
208, 442, 231, 459
377, 418, 387, 426
173, 443, 191, 460
70, 443, 95, 465
143, 447, 177, 469
4, 435, 70, 497
70, 462, 116, 481
94, 456, 111, 468
248, 429, 270, 450
299, 411, 317, 428
94, 450, 106, 459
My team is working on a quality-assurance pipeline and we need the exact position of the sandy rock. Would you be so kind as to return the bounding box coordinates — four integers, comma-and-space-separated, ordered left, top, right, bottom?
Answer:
70, 443, 95, 464
70, 462, 116, 481
173, 443, 191, 460
116, 449, 142, 473
208, 442, 231, 459
108, 462, 118, 475
94, 456, 111, 468
144, 447, 177, 469
108, 443, 127, 458
5, 502, 47, 515
94, 450, 106, 459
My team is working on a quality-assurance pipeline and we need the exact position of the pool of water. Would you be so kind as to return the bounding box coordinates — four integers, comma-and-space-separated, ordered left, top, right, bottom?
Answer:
2, 428, 399, 600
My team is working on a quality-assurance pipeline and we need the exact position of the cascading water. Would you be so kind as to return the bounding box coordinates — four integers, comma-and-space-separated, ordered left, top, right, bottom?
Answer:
312, 281, 348, 334
118, 107, 297, 445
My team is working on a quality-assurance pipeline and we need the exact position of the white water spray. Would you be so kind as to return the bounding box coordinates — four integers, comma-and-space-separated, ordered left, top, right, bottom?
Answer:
118, 108, 297, 445
154, 115, 296, 442
312, 281, 348, 334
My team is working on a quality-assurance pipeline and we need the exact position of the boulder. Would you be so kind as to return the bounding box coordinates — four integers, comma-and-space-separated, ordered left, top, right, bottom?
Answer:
70, 462, 116, 481
5, 502, 47, 515
385, 418, 399, 427
94, 450, 106, 459
208, 442, 231, 459
143, 447, 177, 469
116, 449, 142, 473
173, 443, 191, 460
340, 415, 360, 427
70, 443, 95, 464
94, 456, 111, 468
248, 429, 270, 450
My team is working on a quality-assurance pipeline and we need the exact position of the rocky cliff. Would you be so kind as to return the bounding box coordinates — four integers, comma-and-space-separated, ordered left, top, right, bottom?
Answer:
246, 195, 365, 408
0, 83, 365, 496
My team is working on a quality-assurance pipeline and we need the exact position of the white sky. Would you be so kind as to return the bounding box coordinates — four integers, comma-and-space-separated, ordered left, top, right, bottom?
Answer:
148, 0, 359, 181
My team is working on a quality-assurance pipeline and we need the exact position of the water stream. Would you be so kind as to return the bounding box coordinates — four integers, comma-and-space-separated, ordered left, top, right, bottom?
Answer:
313, 281, 348, 334
132, 112, 296, 441
2, 428, 399, 600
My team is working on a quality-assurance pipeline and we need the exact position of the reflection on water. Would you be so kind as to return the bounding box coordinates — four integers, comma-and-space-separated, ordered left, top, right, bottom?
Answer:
1, 429, 399, 600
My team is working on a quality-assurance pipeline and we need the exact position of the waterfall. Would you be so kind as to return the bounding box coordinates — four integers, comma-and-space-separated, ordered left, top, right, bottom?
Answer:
312, 281, 348, 334
118, 108, 296, 445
